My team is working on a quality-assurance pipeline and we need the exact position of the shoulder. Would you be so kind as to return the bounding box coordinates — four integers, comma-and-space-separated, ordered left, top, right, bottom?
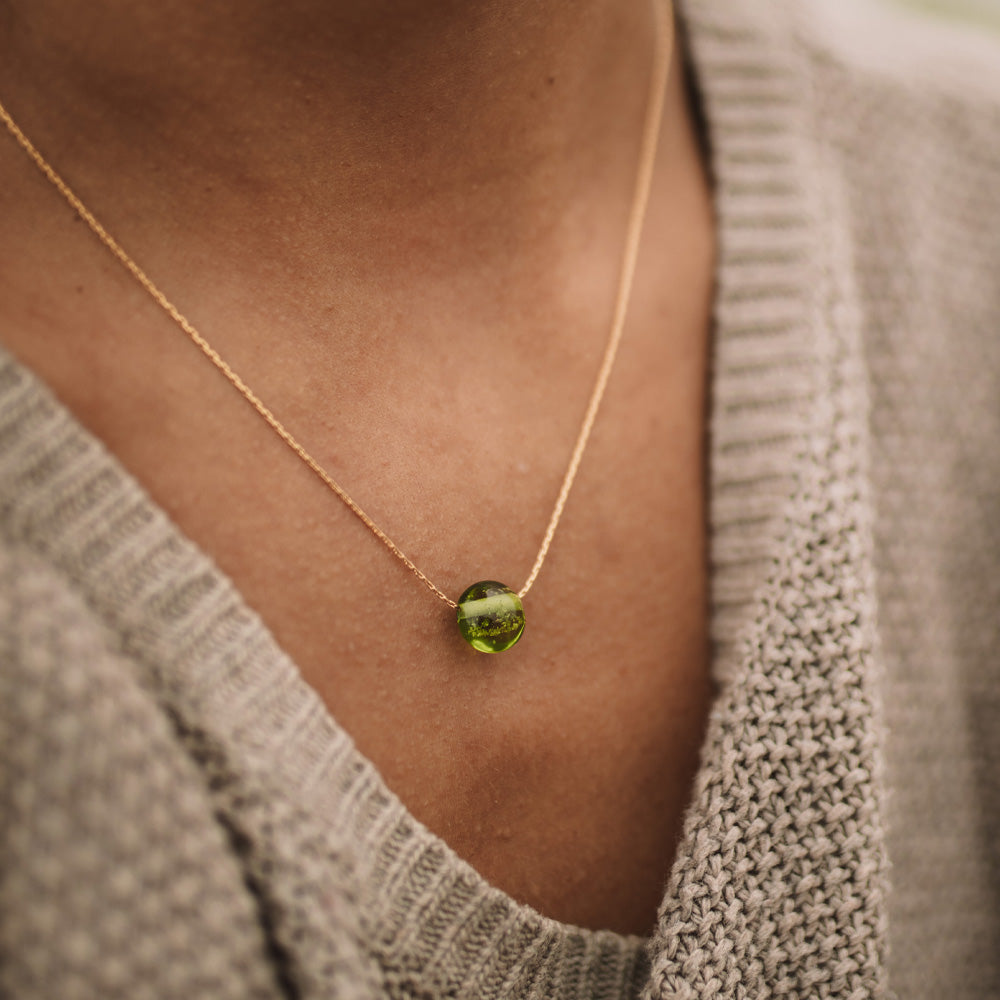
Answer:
0, 518, 379, 999
682, 0, 1000, 235
0, 537, 288, 998
793, 1, 1000, 180
793, 0, 1000, 107
791, 2, 1000, 326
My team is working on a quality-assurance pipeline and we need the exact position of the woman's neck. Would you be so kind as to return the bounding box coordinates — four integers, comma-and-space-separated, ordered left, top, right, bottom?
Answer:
0, 1, 674, 230
0, 0, 704, 377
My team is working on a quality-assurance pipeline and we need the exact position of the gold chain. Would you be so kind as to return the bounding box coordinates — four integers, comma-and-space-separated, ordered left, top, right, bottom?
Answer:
0, 0, 671, 610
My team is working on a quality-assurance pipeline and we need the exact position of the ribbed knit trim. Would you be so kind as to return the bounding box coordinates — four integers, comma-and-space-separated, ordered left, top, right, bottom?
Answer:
678, 0, 820, 685
0, 1, 888, 996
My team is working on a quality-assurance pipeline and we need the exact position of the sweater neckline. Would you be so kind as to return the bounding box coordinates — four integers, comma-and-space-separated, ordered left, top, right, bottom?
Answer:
0, 2, 868, 996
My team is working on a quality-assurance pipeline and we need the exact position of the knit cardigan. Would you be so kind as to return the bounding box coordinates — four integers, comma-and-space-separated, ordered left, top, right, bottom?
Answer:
2, 1, 1000, 997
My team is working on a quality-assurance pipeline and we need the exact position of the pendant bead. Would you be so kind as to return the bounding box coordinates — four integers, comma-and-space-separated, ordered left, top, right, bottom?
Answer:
456, 581, 525, 653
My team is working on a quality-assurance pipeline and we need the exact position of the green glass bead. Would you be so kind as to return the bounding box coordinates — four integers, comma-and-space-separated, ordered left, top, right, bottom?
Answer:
456, 581, 525, 653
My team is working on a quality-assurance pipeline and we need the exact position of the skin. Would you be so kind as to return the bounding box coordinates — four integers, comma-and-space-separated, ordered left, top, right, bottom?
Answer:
0, 0, 715, 935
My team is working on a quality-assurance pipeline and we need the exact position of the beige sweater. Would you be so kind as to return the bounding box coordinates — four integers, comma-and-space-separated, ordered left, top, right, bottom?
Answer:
2, 0, 1000, 997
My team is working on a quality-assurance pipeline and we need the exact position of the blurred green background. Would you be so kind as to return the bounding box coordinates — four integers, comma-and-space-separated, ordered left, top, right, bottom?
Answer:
890, 0, 1000, 29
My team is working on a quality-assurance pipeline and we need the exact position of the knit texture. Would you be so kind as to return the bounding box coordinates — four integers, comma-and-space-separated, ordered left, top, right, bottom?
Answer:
811, 3, 1000, 995
646, 3, 889, 996
2, 1, 1000, 998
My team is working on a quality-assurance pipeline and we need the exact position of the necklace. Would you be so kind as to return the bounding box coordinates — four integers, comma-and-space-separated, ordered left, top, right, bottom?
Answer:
0, 2, 671, 654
